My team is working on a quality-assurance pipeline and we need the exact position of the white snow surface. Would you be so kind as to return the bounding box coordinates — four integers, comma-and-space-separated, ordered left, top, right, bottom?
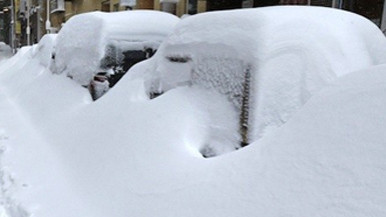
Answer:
128, 6, 386, 146
53, 10, 180, 85
1, 6, 386, 217
31, 34, 57, 68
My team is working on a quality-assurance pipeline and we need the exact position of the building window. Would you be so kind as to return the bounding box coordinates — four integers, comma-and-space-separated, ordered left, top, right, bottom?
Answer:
50, 0, 65, 13
279, 0, 308, 5
254, 0, 280, 7
309, 0, 332, 6
101, 0, 110, 12
187, 0, 197, 14
113, 3, 120, 11
207, 0, 243, 11
342, 0, 384, 27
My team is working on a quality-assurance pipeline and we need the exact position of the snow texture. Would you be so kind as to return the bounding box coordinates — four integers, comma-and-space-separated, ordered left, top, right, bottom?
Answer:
1, 6, 386, 217
53, 10, 180, 86
31, 34, 57, 67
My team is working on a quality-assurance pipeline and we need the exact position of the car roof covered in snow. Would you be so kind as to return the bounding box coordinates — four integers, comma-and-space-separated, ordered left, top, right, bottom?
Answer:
60, 10, 180, 42
161, 6, 386, 76
54, 10, 180, 86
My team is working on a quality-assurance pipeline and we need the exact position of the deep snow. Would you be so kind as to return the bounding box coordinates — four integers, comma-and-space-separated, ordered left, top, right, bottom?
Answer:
1, 6, 386, 217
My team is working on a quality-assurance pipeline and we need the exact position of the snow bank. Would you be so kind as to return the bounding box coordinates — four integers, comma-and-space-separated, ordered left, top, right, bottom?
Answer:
128, 6, 386, 153
0, 46, 33, 76
0, 44, 91, 127
53, 10, 180, 86
3, 44, 386, 217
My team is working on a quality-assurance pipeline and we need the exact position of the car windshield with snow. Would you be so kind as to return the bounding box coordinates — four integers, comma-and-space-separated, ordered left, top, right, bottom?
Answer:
127, 6, 386, 157
51, 10, 180, 100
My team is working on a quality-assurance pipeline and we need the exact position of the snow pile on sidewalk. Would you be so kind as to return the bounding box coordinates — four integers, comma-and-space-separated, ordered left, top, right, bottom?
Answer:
0, 6, 386, 217
128, 6, 386, 154
53, 10, 180, 86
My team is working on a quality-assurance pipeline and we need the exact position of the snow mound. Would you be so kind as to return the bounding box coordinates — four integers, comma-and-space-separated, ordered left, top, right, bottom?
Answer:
53, 10, 180, 86
128, 6, 386, 155
3, 41, 386, 217
0, 46, 33, 76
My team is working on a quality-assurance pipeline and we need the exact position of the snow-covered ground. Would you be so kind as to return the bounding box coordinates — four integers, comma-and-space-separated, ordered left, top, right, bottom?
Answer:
1, 6, 386, 217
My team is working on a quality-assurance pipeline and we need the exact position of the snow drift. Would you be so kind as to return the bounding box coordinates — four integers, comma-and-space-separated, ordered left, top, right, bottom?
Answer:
1, 6, 386, 217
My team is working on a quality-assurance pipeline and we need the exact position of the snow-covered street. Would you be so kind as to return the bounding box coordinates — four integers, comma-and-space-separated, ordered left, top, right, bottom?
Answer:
1, 6, 386, 217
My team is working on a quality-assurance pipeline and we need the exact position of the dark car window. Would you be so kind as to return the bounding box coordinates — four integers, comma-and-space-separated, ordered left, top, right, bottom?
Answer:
100, 45, 156, 88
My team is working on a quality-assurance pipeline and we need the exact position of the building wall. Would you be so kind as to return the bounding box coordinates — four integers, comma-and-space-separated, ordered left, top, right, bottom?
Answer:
154, 0, 160, 10
50, 0, 104, 30
153, 0, 205, 16
49, 0, 157, 31
382, 0, 386, 33
50, 11, 65, 30
110, 0, 125, 11
109, 0, 153, 11
197, 0, 207, 12
153, 0, 197, 16
177, 0, 186, 16
136, 0, 154, 9
70, 0, 103, 14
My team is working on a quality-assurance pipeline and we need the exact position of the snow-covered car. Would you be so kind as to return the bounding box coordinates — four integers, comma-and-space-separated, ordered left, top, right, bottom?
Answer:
51, 10, 180, 100
127, 6, 386, 157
